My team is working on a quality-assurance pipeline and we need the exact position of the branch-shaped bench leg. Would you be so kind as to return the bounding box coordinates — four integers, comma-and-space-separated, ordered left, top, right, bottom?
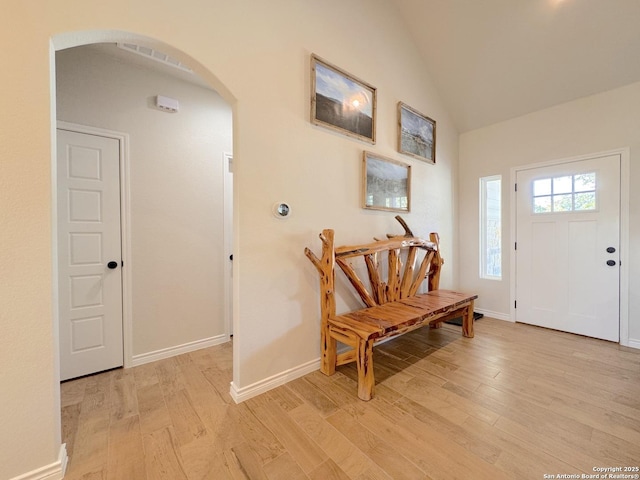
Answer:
321, 325, 337, 375
306, 229, 339, 375
463, 301, 475, 338
357, 338, 375, 401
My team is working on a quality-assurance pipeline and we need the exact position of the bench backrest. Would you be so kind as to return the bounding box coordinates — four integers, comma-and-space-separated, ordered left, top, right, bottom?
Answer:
334, 235, 441, 308
305, 219, 444, 322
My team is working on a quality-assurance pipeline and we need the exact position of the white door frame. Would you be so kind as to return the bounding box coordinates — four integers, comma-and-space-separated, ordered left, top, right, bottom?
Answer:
510, 148, 630, 346
55, 121, 134, 367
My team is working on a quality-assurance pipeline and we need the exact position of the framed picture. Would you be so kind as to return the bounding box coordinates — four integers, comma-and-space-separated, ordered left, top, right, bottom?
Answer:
398, 102, 436, 164
362, 151, 411, 212
311, 54, 377, 143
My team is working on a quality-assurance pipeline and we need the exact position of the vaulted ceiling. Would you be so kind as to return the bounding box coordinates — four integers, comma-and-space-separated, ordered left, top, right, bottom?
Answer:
391, 0, 640, 132
75, 2, 640, 134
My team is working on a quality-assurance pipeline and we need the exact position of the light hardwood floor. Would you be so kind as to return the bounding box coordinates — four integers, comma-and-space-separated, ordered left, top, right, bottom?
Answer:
61, 318, 640, 479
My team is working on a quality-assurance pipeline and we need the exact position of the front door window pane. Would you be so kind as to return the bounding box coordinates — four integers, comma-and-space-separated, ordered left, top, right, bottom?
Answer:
553, 176, 572, 194
553, 194, 573, 212
532, 172, 596, 214
534, 196, 552, 213
574, 173, 596, 192
533, 178, 551, 196
575, 192, 596, 211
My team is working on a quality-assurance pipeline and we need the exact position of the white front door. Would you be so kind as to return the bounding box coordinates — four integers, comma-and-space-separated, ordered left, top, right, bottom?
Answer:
57, 128, 124, 380
515, 154, 620, 342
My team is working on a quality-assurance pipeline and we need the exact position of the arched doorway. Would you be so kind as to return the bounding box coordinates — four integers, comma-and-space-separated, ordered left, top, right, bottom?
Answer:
51, 30, 237, 467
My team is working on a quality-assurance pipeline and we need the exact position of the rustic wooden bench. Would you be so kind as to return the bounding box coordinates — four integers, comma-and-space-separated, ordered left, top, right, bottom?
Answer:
305, 217, 477, 400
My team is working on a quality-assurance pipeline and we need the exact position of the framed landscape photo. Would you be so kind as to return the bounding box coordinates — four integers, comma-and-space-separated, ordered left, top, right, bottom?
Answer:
362, 151, 411, 213
398, 102, 436, 164
311, 54, 377, 143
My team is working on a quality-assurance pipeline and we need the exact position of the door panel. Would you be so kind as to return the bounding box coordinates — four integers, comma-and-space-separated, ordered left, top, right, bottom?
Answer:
58, 129, 123, 380
515, 154, 620, 341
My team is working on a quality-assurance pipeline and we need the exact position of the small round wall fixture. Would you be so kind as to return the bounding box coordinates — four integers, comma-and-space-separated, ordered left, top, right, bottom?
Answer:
273, 202, 292, 219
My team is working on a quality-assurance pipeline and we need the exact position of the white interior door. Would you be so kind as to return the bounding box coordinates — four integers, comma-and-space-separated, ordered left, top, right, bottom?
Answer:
515, 154, 620, 341
57, 128, 124, 380
223, 152, 234, 336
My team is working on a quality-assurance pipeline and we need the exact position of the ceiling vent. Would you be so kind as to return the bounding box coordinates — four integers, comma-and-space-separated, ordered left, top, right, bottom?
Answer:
117, 43, 193, 73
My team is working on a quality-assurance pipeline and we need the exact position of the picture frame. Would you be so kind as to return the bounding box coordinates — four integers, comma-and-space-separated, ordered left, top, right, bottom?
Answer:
311, 54, 377, 143
398, 102, 436, 164
362, 151, 411, 213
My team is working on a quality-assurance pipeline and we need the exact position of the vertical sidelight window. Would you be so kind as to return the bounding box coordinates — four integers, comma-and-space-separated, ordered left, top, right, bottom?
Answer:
480, 175, 502, 279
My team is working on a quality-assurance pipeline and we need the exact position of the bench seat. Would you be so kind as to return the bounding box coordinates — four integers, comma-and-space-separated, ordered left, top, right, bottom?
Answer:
330, 290, 477, 341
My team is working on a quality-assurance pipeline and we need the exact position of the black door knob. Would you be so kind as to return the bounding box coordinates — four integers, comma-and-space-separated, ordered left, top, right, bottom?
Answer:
606, 260, 616, 266
107, 261, 118, 269
606, 247, 616, 253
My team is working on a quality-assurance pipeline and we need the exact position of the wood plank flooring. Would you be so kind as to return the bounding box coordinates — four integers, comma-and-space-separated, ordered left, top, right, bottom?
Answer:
61, 318, 640, 479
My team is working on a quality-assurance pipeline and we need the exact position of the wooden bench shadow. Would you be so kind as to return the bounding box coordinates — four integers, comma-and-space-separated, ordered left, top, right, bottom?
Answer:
336, 325, 461, 386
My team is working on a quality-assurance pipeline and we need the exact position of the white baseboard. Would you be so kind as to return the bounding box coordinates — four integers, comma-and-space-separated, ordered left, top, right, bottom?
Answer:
624, 338, 640, 350
131, 334, 229, 367
474, 308, 511, 322
10, 444, 67, 480
230, 357, 321, 404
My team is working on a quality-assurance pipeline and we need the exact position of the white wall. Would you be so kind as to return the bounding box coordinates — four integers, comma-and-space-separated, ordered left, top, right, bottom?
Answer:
56, 45, 232, 357
0, 1, 458, 477
459, 82, 640, 344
